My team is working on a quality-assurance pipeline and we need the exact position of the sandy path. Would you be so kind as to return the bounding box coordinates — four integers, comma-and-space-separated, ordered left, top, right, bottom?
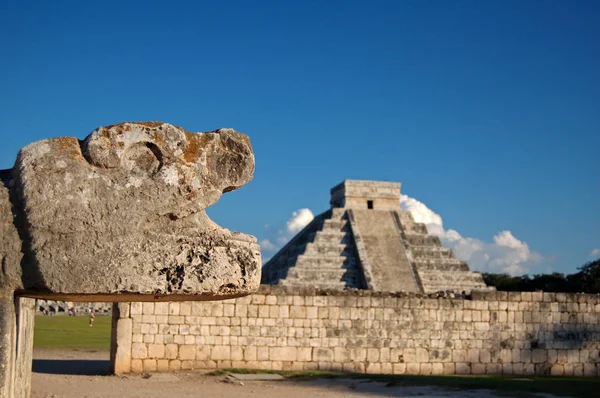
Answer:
30, 349, 563, 398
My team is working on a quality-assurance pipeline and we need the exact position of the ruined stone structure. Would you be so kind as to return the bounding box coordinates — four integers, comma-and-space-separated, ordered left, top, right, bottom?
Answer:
262, 180, 490, 293
115, 286, 600, 377
0, 122, 260, 397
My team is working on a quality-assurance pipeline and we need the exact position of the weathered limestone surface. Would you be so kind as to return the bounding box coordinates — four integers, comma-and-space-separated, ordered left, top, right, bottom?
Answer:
8, 122, 260, 298
0, 293, 16, 398
13, 299, 35, 398
0, 172, 24, 398
0, 122, 260, 397
0, 170, 23, 292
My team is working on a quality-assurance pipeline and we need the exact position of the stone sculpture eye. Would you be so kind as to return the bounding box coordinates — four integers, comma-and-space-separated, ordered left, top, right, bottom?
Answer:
122, 142, 163, 176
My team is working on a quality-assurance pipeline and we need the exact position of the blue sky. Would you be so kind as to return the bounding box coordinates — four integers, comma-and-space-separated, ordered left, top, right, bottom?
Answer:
1, 0, 598, 275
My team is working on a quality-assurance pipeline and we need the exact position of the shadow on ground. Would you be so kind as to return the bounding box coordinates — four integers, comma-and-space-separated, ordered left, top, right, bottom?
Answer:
32, 359, 110, 375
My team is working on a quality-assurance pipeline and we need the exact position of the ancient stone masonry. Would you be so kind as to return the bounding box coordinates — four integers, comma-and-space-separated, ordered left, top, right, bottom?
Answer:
262, 180, 491, 293
0, 122, 260, 398
116, 286, 600, 377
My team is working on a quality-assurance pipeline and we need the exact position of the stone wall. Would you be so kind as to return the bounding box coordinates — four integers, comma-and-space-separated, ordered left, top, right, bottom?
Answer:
113, 286, 600, 377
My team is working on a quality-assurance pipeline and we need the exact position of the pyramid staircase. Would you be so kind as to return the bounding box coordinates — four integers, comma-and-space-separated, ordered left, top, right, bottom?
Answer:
396, 211, 493, 293
261, 209, 365, 289
262, 180, 493, 294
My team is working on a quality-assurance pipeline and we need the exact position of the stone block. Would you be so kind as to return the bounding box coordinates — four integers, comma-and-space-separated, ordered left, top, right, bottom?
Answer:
257, 346, 269, 361
420, 363, 432, 375
157, 359, 170, 372
178, 345, 196, 360
148, 344, 165, 359
506, 362, 520, 374
130, 302, 143, 315
456, 363, 470, 374
165, 344, 179, 359
416, 348, 429, 363
236, 304, 248, 317
179, 302, 191, 316
258, 306, 270, 318
130, 359, 143, 374
452, 349, 467, 362
584, 364, 596, 377
143, 359, 157, 372
142, 303, 155, 315
270, 347, 297, 361
297, 347, 312, 362
532, 349, 547, 364
244, 346, 257, 361
167, 302, 179, 316
174, 335, 185, 344
551, 364, 564, 376
443, 363, 455, 374
522, 363, 535, 375
334, 347, 350, 363
154, 302, 169, 315
179, 360, 193, 370
131, 343, 147, 359
195, 346, 210, 361
367, 348, 380, 362
313, 348, 333, 362
406, 363, 420, 374
169, 360, 182, 371
472, 363, 486, 375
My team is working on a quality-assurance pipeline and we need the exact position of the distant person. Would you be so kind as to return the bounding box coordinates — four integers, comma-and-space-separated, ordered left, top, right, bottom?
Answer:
89, 311, 95, 327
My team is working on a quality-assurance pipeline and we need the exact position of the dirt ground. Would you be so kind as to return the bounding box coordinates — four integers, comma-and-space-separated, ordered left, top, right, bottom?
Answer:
31, 349, 567, 398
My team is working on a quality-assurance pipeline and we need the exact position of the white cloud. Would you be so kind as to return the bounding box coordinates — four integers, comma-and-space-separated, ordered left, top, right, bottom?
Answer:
259, 208, 315, 264
400, 194, 543, 275
286, 208, 314, 234
400, 195, 444, 236
590, 248, 600, 257
259, 239, 277, 252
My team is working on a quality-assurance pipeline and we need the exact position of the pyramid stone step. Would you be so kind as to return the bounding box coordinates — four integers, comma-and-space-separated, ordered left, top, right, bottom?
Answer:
420, 270, 490, 293
302, 242, 352, 256
410, 246, 454, 259
414, 259, 470, 272
398, 211, 415, 224
292, 255, 355, 269
289, 263, 358, 272
286, 268, 359, 282
322, 219, 349, 230
278, 279, 350, 288
330, 208, 348, 220
311, 231, 352, 245
419, 270, 486, 284
404, 234, 441, 246
401, 222, 428, 235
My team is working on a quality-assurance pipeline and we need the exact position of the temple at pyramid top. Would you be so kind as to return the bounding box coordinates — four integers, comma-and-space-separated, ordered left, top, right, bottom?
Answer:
262, 179, 493, 293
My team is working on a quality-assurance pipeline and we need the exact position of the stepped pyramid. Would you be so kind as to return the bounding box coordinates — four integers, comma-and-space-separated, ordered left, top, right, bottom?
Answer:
262, 180, 493, 293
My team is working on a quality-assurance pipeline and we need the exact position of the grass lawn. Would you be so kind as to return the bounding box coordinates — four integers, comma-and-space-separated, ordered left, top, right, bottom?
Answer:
210, 368, 599, 398
34, 315, 112, 350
